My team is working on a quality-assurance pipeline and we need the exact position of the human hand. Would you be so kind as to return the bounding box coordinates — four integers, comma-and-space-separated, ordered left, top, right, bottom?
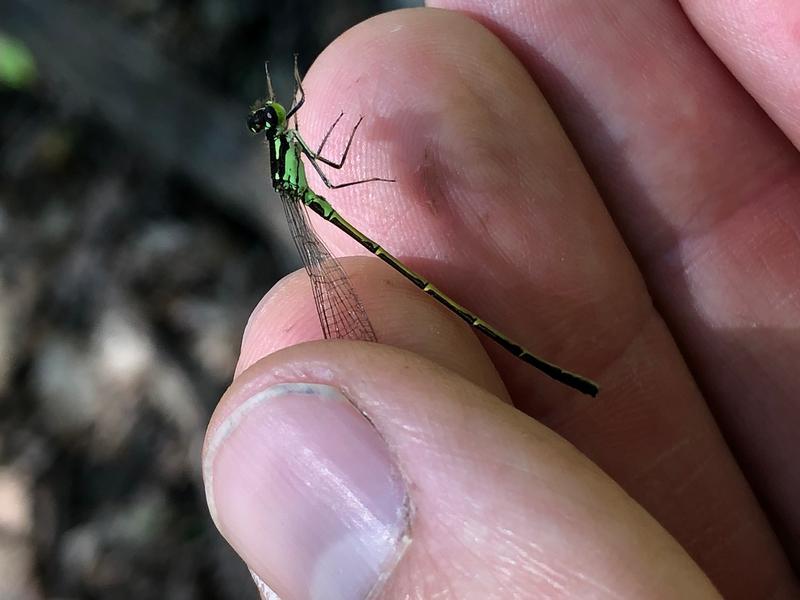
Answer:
203, 6, 799, 599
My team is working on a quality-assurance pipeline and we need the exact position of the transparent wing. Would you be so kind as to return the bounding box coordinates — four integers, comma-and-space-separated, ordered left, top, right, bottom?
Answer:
280, 190, 378, 342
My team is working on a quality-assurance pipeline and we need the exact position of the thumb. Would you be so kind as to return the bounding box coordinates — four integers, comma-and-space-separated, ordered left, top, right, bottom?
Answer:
203, 340, 719, 599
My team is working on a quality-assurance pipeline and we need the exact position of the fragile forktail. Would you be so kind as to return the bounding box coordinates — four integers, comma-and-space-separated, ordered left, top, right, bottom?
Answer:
247, 57, 599, 397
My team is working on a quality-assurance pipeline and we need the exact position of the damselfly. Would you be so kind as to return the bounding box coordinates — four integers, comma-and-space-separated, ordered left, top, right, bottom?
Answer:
247, 57, 599, 397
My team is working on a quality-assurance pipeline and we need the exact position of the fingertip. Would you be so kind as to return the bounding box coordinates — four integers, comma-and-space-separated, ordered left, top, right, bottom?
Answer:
204, 380, 410, 599
299, 7, 541, 228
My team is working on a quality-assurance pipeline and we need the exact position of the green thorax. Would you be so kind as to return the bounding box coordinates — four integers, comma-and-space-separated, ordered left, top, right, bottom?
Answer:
270, 130, 308, 193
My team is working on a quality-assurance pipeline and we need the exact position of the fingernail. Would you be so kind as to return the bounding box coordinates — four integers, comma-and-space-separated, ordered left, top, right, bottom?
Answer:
204, 383, 410, 600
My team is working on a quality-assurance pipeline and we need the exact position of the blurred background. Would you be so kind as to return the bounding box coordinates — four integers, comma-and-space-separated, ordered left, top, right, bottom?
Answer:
0, 1, 419, 598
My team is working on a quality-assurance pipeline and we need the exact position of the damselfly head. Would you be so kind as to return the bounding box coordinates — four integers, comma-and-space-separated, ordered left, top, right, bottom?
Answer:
247, 101, 286, 136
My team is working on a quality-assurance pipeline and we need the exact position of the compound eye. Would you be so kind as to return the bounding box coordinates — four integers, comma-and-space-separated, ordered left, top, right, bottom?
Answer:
247, 108, 267, 133
264, 105, 279, 128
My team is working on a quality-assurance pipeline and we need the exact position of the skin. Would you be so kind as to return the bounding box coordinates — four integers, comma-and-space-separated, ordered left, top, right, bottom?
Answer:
205, 6, 800, 599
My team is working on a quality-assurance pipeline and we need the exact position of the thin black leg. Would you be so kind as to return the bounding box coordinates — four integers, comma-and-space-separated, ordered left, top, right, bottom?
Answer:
316, 111, 345, 157
313, 116, 365, 170
286, 54, 305, 124
303, 150, 394, 189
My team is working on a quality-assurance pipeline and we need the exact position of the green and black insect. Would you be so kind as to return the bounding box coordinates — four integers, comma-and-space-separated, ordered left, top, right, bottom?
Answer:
248, 57, 599, 397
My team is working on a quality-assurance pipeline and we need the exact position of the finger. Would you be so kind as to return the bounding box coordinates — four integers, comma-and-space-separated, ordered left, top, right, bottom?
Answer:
429, 0, 800, 579
292, 8, 797, 597
680, 0, 800, 149
204, 343, 720, 599
297, 8, 630, 407
236, 256, 510, 401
